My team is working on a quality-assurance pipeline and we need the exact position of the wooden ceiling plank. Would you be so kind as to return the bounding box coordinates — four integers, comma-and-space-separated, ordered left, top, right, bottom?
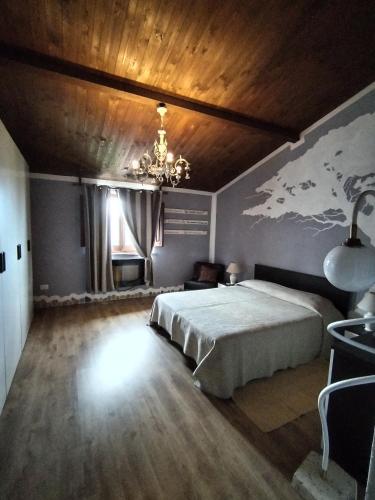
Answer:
134, 0, 165, 83
105, 0, 131, 76
97, 96, 122, 173
0, 42, 299, 141
92, 93, 109, 169
122, 0, 145, 79
44, 0, 63, 56
96, 0, 123, 75
131, 0, 158, 82
74, 84, 88, 167
85, 87, 103, 164
174, 2, 238, 105
113, 98, 142, 174
74, 0, 90, 66
115, 0, 138, 75
28, 0, 48, 54
144, 0, 190, 93
87, 89, 107, 171
61, 0, 81, 66
77, 0, 99, 70
155, 0, 213, 95
112, 102, 136, 174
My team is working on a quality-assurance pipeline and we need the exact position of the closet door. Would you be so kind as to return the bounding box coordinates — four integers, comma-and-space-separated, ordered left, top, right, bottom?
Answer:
0, 138, 22, 392
0, 210, 6, 411
26, 176, 33, 333
17, 156, 31, 347
0, 145, 8, 408
0, 286, 6, 412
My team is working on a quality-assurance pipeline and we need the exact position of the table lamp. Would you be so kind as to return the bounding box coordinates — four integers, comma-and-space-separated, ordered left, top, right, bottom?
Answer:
226, 262, 241, 284
323, 189, 375, 292
357, 291, 375, 332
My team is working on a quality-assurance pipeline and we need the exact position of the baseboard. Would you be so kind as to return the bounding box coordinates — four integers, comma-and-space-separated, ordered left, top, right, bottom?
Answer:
34, 285, 184, 308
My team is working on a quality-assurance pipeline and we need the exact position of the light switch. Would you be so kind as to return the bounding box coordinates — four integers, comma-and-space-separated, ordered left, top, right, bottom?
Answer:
40, 284, 49, 291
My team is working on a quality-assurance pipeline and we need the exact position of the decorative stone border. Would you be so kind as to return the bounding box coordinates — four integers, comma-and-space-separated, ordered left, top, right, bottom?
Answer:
34, 285, 184, 308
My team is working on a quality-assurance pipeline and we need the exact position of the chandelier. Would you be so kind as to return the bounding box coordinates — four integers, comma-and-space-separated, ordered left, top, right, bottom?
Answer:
124, 102, 190, 187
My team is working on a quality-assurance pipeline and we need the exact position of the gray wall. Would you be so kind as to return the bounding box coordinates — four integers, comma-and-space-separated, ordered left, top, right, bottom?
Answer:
30, 180, 87, 296
30, 180, 210, 296
216, 90, 375, 283
153, 191, 211, 287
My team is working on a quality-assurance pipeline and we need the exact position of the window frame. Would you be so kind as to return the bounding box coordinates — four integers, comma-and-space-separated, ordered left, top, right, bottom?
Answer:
109, 191, 138, 255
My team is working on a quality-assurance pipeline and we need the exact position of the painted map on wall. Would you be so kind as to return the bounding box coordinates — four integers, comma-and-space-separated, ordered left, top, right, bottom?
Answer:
243, 112, 375, 244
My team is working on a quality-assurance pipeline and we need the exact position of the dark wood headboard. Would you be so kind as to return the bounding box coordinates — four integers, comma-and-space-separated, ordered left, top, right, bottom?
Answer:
254, 264, 353, 316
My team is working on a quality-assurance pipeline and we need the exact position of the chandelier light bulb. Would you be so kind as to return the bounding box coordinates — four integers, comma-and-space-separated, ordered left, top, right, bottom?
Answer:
166, 152, 174, 163
132, 159, 139, 170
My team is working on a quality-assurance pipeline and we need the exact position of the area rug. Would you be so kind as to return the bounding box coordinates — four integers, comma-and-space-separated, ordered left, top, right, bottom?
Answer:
232, 358, 329, 432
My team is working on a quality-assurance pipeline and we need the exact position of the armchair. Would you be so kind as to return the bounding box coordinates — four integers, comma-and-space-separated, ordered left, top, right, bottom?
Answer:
184, 262, 225, 291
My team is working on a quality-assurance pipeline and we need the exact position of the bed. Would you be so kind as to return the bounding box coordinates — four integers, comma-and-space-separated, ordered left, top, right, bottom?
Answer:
150, 265, 352, 398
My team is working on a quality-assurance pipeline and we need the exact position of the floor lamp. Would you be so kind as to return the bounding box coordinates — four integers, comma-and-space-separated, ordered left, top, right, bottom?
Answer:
293, 190, 375, 500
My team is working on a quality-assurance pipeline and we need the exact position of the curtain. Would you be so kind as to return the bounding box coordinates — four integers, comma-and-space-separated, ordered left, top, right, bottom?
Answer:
118, 188, 163, 286
83, 184, 115, 293
154, 202, 164, 248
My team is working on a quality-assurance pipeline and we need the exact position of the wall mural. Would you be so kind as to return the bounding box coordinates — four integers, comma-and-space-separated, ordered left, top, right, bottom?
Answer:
243, 112, 375, 245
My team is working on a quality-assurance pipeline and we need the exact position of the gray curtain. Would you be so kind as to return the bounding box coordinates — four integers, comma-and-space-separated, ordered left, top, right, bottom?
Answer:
83, 184, 115, 293
118, 188, 163, 286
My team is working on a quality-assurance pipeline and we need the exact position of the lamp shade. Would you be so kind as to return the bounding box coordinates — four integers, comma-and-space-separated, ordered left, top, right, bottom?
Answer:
357, 291, 375, 313
226, 262, 241, 274
323, 244, 375, 292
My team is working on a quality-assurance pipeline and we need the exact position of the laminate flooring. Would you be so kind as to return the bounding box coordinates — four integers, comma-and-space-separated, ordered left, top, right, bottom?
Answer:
0, 298, 320, 499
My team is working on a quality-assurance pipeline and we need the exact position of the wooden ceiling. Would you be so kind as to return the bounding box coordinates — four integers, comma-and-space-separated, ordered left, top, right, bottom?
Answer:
0, 0, 374, 191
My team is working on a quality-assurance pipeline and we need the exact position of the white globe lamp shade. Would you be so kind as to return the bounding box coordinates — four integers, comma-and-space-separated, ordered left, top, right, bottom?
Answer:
323, 244, 375, 292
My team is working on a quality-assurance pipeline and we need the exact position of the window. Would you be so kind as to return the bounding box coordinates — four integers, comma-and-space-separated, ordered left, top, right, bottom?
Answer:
109, 191, 137, 254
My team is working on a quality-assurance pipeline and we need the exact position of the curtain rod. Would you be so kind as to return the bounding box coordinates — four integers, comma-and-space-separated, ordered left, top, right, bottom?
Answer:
74, 176, 161, 192
30, 173, 214, 196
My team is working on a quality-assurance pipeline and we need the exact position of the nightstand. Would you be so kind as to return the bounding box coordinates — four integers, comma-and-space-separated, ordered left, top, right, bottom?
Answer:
327, 324, 375, 485
218, 283, 236, 288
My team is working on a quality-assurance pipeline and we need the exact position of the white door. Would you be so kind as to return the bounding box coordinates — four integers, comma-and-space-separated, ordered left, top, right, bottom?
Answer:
0, 183, 7, 411
0, 126, 22, 392
26, 175, 33, 333
16, 157, 30, 347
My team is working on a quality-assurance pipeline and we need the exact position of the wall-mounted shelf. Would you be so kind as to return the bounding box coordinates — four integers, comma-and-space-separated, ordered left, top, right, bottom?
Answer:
164, 208, 208, 215
164, 229, 208, 235
165, 219, 208, 226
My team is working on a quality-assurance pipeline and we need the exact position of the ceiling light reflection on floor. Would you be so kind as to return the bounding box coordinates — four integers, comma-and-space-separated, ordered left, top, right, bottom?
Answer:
79, 332, 151, 398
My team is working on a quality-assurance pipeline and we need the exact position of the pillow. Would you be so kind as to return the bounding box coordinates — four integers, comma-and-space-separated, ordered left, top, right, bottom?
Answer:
237, 279, 343, 358
197, 265, 219, 283
237, 279, 343, 319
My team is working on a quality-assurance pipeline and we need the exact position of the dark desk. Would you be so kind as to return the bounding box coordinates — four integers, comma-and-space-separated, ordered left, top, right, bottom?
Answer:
328, 325, 375, 485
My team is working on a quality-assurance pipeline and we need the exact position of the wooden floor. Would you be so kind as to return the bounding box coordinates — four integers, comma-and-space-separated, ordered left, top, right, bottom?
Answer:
0, 298, 321, 499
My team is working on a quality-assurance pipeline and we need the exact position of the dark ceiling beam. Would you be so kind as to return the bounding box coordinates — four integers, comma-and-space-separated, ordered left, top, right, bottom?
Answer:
0, 42, 300, 142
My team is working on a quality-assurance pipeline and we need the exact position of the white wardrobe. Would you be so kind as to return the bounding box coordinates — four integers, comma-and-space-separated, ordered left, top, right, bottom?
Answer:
0, 120, 33, 413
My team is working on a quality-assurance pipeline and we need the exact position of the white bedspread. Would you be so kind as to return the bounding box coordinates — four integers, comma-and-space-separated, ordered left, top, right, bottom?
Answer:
149, 280, 342, 398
